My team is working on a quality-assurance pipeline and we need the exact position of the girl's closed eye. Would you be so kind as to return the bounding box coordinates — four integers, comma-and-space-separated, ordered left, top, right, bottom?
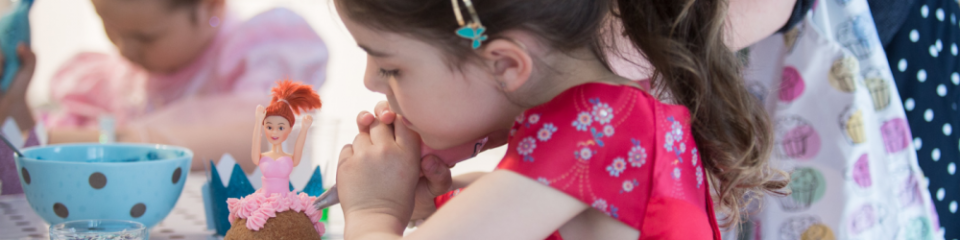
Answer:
378, 68, 400, 78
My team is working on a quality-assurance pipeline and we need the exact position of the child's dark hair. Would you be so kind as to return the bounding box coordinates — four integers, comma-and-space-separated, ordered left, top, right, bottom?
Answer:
616, 0, 789, 227
336, 0, 789, 228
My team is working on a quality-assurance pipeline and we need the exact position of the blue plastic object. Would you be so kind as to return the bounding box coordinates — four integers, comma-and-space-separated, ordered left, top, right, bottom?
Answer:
302, 166, 325, 196
207, 160, 255, 236
0, 0, 33, 91
13, 143, 193, 230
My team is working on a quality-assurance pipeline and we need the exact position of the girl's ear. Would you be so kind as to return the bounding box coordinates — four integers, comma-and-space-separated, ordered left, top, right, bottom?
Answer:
480, 38, 533, 93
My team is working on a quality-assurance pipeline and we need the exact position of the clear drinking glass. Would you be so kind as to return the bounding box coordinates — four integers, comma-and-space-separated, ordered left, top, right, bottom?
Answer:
49, 219, 146, 240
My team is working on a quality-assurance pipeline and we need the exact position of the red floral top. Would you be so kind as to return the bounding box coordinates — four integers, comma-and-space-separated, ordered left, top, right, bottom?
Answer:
436, 83, 721, 239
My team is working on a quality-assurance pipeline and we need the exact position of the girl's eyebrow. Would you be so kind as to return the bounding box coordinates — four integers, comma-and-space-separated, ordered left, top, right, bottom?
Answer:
359, 44, 392, 57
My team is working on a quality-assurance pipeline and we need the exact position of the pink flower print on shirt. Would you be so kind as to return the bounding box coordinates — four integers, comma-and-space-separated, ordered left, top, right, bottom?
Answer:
592, 198, 609, 214
664, 116, 687, 163
610, 205, 619, 218
607, 157, 627, 177
573, 112, 593, 131
528, 114, 541, 124
575, 147, 595, 161
603, 125, 615, 137
628, 139, 647, 168
665, 133, 675, 151
621, 179, 639, 193
670, 119, 684, 141
590, 126, 609, 147
696, 166, 704, 188
538, 123, 558, 142
590, 198, 618, 218
493, 83, 718, 235
537, 177, 551, 186
591, 99, 614, 124
692, 148, 699, 166
516, 112, 525, 125
518, 137, 537, 162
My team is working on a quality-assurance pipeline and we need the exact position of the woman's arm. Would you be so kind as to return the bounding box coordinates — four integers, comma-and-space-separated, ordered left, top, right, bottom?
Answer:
292, 114, 313, 166
252, 105, 266, 165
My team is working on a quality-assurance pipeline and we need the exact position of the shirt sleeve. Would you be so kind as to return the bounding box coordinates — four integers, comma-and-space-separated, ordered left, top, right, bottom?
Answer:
496, 84, 657, 228
43, 52, 148, 128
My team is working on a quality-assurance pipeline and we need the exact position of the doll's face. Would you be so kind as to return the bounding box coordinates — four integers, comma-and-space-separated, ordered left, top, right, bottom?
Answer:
263, 116, 293, 145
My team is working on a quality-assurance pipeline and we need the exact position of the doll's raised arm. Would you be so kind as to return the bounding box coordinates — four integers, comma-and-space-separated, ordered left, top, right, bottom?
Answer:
292, 114, 313, 166
252, 105, 267, 165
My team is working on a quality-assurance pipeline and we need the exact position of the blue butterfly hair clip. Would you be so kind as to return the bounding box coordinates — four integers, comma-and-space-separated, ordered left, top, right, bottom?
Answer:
451, 0, 487, 49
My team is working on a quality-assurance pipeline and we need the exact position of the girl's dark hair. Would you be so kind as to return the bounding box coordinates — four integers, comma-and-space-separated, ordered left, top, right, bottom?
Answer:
336, 0, 789, 228
334, 0, 611, 64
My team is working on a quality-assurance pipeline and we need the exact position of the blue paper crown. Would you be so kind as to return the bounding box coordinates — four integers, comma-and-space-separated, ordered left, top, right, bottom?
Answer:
202, 161, 326, 236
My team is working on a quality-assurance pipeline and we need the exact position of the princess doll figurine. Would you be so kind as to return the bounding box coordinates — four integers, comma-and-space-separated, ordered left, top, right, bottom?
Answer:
225, 80, 324, 240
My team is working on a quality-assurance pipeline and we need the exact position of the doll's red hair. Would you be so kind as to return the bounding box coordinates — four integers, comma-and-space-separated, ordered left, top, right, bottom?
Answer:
265, 80, 322, 126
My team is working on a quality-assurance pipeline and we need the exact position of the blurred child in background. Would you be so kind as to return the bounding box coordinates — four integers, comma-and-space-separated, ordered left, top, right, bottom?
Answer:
21, 0, 328, 171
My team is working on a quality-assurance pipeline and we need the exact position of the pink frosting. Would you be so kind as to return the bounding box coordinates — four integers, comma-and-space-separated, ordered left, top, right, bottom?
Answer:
290, 193, 304, 213
228, 212, 238, 224
227, 199, 241, 224
239, 195, 260, 218
227, 190, 326, 236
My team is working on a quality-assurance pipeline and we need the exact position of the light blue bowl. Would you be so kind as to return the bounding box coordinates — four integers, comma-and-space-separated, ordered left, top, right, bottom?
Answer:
13, 143, 192, 229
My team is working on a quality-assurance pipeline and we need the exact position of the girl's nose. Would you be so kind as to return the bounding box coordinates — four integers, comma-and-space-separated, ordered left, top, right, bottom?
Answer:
363, 58, 389, 94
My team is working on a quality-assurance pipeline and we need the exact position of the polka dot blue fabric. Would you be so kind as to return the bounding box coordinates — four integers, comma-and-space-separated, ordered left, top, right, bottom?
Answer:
886, 0, 960, 237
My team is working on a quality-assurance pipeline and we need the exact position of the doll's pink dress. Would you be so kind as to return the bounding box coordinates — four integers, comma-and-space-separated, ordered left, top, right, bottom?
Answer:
225, 155, 324, 235
258, 155, 293, 196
